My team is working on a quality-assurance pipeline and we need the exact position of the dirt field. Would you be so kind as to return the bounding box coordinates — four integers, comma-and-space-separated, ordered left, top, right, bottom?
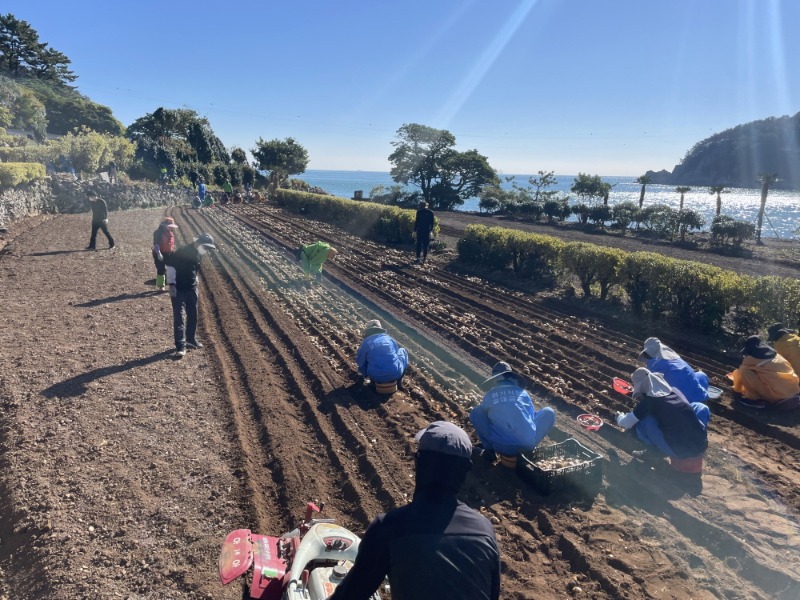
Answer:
0, 204, 798, 600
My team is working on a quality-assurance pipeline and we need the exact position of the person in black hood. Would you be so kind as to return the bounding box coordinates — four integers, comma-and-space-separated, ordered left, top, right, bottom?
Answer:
85, 188, 115, 250
329, 421, 500, 600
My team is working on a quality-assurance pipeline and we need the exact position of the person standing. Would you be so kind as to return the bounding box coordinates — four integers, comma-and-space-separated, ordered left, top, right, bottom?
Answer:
107, 160, 118, 184
85, 188, 115, 250
152, 217, 178, 291
329, 421, 500, 600
222, 178, 233, 203
413, 200, 435, 264
197, 178, 207, 203
164, 233, 218, 358
470, 361, 555, 462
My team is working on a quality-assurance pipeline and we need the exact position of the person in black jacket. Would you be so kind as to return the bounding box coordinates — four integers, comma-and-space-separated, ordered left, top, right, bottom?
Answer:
164, 233, 217, 358
329, 421, 500, 600
85, 189, 115, 250
413, 201, 435, 264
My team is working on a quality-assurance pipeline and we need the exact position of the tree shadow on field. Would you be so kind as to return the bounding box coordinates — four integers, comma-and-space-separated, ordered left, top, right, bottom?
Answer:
29, 249, 87, 257
75, 290, 161, 307
40, 350, 174, 398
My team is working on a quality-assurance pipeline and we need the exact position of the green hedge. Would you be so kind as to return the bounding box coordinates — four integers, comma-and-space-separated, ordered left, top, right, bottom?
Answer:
454, 223, 799, 333
275, 189, 438, 244
0, 162, 47, 186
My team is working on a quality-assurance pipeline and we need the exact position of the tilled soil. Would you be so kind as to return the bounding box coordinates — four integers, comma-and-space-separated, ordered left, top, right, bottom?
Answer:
0, 205, 798, 600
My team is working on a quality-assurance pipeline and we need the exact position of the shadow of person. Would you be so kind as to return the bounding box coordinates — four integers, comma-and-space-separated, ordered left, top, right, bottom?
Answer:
75, 290, 161, 307
29, 250, 88, 256
40, 349, 174, 398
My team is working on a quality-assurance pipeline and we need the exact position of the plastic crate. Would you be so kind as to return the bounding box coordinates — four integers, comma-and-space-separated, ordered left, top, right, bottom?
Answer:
517, 438, 603, 497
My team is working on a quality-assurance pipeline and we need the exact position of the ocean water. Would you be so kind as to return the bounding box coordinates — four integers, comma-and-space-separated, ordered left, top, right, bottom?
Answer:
298, 170, 800, 239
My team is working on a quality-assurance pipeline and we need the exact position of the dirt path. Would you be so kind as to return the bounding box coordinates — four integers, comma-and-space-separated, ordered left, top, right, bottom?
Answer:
1, 205, 798, 599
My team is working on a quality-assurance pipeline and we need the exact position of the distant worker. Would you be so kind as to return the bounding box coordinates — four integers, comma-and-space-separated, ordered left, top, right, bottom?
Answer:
197, 178, 206, 203
329, 421, 500, 600
768, 323, 800, 375
637, 337, 709, 403
356, 320, 409, 392
731, 335, 799, 408
202, 193, 215, 208
192, 195, 202, 210
164, 233, 218, 358
616, 367, 709, 460
222, 179, 233, 203
159, 166, 169, 187
85, 188, 115, 250
152, 217, 178, 291
107, 160, 118, 184
413, 200, 435, 265
297, 240, 338, 282
470, 361, 555, 463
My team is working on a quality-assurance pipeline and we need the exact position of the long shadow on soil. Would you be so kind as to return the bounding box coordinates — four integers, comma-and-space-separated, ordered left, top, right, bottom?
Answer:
74, 290, 161, 307
318, 383, 393, 412
28, 249, 88, 256
40, 349, 174, 398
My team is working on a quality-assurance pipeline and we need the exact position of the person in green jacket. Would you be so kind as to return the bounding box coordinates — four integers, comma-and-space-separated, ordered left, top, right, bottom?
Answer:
296, 241, 338, 282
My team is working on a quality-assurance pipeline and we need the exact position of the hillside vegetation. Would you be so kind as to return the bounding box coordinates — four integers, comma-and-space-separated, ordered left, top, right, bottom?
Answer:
647, 112, 800, 190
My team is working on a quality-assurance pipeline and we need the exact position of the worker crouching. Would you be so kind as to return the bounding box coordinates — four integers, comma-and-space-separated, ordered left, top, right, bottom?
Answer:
356, 320, 409, 394
470, 361, 555, 465
617, 368, 709, 472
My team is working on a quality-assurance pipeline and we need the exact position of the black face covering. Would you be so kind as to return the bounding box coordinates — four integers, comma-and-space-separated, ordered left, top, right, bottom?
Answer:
414, 451, 472, 500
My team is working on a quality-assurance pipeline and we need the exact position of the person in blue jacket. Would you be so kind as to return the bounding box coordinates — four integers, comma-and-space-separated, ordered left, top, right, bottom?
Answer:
356, 320, 409, 388
638, 337, 709, 403
470, 361, 555, 461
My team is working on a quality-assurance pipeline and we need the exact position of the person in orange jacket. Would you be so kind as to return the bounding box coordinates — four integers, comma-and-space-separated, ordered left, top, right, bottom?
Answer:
768, 323, 800, 375
731, 335, 799, 406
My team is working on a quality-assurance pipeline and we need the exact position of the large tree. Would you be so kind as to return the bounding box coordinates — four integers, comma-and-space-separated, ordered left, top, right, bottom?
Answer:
127, 107, 229, 180
251, 137, 309, 195
388, 123, 497, 209
570, 173, 608, 205
0, 13, 76, 84
755, 173, 779, 244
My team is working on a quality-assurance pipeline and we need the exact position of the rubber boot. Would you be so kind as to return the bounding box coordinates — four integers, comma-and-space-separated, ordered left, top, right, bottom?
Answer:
156, 274, 165, 290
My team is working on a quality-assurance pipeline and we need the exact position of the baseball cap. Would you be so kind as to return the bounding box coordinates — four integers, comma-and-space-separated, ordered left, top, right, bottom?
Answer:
414, 421, 472, 459
194, 233, 217, 249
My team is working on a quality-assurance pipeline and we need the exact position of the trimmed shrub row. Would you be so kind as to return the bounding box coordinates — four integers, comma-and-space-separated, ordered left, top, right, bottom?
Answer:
456, 224, 800, 333
0, 162, 47, 186
275, 189, 438, 244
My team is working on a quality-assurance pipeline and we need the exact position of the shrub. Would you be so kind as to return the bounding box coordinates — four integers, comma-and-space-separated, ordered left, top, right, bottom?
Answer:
571, 203, 591, 224
676, 209, 705, 241
711, 215, 755, 247
612, 201, 638, 232
562, 242, 625, 300
639, 204, 678, 239
275, 189, 428, 244
589, 204, 613, 228
0, 162, 47, 186
543, 198, 570, 222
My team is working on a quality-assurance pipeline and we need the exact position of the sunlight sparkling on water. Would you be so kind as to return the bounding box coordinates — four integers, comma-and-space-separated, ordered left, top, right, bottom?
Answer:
299, 171, 800, 239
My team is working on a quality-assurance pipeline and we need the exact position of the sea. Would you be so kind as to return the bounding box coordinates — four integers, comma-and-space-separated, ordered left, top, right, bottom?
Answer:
298, 170, 800, 240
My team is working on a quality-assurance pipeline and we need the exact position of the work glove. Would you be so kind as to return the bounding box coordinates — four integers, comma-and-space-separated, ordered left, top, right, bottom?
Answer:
168, 284, 177, 298
615, 411, 626, 426
102, 219, 108, 226
156, 250, 164, 262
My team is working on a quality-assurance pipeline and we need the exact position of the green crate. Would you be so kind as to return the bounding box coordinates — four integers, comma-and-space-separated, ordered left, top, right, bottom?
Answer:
517, 438, 603, 496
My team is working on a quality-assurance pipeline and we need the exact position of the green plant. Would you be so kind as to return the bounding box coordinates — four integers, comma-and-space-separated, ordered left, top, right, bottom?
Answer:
0, 161, 46, 186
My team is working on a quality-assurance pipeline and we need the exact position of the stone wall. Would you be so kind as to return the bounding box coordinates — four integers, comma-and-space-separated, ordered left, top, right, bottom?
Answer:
0, 177, 193, 229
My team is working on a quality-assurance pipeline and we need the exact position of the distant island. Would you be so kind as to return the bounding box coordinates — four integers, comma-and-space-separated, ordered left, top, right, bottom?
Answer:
645, 111, 800, 190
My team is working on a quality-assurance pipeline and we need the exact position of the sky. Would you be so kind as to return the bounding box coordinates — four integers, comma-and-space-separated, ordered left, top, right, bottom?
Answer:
4, 0, 800, 176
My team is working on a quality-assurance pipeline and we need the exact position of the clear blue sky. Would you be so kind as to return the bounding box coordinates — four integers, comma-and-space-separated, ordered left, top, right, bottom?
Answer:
5, 0, 799, 176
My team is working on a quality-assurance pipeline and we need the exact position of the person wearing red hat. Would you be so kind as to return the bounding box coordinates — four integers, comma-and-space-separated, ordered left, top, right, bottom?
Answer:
164, 233, 218, 358
152, 217, 178, 291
